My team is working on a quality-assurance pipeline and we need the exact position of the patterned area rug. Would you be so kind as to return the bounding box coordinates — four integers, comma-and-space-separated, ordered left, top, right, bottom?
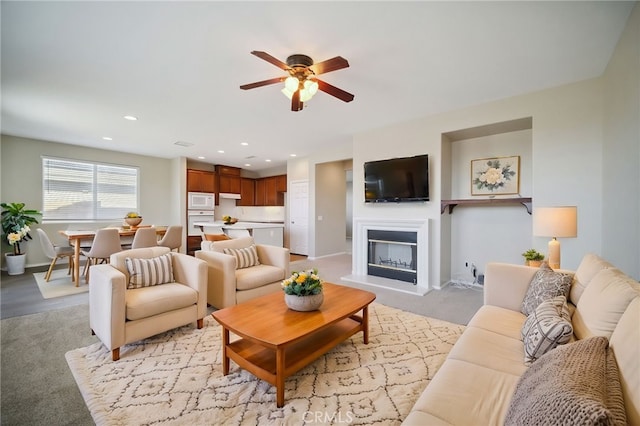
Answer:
65, 303, 464, 425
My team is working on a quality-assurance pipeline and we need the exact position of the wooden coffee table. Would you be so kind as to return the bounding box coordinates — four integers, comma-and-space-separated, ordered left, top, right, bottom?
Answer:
211, 282, 376, 407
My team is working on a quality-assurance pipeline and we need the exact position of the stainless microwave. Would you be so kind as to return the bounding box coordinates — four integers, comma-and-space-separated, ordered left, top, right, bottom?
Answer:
188, 192, 215, 210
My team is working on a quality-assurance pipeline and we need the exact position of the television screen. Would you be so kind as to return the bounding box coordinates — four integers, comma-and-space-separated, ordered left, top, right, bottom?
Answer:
364, 154, 429, 202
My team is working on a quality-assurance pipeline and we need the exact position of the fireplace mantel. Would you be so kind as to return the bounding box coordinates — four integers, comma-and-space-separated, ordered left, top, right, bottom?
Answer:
343, 218, 430, 295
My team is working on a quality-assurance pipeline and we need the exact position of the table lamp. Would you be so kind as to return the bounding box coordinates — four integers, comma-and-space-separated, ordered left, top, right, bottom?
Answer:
533, 206, 577, 269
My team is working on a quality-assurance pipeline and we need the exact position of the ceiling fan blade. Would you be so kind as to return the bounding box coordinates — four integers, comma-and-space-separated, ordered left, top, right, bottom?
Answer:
240, 77, 285, 90
315, 79, 355, 103
250, 51, 289, 71
309, 56, 349, 75
291, 90, 303, 112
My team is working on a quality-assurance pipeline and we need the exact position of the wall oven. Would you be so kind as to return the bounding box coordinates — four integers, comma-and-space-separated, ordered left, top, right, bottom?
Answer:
187, 210, 215, 236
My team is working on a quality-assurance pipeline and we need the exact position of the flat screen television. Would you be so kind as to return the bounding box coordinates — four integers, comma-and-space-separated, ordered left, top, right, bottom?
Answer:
364, 154, 429, 203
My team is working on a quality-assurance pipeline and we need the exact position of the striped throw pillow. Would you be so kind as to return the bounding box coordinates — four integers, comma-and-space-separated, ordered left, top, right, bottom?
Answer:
223, 245, 260, 269
125, 253, 174, 289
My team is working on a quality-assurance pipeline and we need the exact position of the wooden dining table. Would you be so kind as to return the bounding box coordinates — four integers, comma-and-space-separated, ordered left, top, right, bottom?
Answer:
59, 227, 166, 286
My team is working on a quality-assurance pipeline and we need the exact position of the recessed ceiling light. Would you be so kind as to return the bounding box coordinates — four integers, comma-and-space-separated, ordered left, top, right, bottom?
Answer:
123, 115, 138, 121
244, 163, 251, 167
290, 154, 297, 157
102, 136, 113, 141
241, 142, 249, 146
265, 159, 271, 162
218, 150, 225, 154
197, 156, 205, 160
174, 141, 194, 147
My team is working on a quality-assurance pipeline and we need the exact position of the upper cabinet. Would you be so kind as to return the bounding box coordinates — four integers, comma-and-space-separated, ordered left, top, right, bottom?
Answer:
217, 165, 241, 195
237, 178, 256, 206
254, 174, 286, 206
187, 169, 216, 193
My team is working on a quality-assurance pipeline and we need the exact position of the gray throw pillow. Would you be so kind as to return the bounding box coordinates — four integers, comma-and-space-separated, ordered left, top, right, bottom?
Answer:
521, 295, 573, 364
504, 336, 627, 426
521, 262, 573, 315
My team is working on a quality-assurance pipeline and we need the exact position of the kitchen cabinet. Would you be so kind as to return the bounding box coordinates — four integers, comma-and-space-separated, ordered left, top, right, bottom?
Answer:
238, 178, 256, 206
186, 236, 202, 256
254, 174, 286, 206
217, 165, 241, 195
254, 178, 266, 206
187, 169, 216, 193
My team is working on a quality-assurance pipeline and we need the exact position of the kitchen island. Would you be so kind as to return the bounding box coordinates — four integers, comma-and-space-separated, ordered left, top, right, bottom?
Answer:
193, 221, 284, 247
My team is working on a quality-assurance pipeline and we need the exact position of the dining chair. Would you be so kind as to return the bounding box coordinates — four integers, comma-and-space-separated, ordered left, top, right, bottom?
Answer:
158, 225, 183, 251
37, 228, 76, 282
81, 228, 122, 283
131, 227, 158, 249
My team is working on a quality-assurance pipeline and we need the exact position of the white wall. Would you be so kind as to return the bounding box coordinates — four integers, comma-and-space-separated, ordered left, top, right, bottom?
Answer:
602, 4, 640, 278
0, 135, 182, 267
353, 77, 606, 289
315, 161, 347, 257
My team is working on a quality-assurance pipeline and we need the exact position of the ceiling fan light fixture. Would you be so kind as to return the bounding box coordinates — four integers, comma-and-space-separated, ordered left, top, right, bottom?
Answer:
284, 76, 299, 92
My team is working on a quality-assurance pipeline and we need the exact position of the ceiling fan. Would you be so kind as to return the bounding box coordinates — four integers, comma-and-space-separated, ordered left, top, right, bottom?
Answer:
240, 51, 355, 112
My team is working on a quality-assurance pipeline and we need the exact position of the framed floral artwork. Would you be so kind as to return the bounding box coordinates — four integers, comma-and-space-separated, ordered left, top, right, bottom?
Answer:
471, 156, 520, 196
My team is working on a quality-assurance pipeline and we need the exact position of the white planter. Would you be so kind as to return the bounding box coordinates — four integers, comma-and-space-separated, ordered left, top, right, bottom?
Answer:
284, 293, 324, 312
5, 253, 26, 275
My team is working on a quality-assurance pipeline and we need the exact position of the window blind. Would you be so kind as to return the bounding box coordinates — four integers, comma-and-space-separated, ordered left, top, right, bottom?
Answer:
42, 157, 138, 221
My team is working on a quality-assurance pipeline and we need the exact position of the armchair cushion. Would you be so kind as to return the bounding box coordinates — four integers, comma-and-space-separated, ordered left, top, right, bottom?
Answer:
126, 283, 198, 321
235, 264, 287, 291
125, 253, 174, 289
223, 245, 260, 269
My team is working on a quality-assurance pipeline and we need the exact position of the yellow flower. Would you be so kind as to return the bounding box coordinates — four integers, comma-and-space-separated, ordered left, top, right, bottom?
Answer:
296, 273, 307, 284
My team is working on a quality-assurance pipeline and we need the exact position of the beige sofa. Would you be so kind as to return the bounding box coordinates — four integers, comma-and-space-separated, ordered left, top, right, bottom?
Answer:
89, 247, 208, 361
403, 253, 639, 425
195, 236, 289, 308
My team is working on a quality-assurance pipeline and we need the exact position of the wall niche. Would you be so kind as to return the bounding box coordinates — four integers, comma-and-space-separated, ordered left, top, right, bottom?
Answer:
440, 117, 533, 287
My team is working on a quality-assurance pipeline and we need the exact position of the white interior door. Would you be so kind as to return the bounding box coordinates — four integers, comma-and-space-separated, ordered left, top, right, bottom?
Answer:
289, 180, 309, 255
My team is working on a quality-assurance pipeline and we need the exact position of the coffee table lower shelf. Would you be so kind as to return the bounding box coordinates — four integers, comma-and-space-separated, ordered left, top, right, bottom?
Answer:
224, 315, 364, 407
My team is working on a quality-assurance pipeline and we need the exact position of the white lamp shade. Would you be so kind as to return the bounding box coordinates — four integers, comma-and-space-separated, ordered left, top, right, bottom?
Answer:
533, 206, 577, 238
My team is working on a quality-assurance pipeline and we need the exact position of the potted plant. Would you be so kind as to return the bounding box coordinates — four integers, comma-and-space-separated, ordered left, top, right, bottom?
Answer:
281, 268, 324, 311
1, 202, 42, 275
521, 249, 545, 267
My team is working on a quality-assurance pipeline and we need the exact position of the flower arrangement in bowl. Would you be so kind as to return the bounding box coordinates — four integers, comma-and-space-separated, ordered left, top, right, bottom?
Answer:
222, 215, 238, 225
282, 268, 324, 311
124, 212, 142, 227
1, 202, 41, 256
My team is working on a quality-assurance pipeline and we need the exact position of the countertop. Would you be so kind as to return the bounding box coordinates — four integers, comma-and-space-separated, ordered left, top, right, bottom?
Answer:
193, 221, 284, 230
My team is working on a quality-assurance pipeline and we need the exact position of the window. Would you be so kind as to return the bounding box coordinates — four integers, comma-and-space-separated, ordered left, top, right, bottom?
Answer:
42, 157, 139, 221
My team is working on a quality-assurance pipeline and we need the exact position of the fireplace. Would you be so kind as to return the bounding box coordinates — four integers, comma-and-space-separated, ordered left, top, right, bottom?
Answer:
368, 230, 417, 284
344, 218, 429, 295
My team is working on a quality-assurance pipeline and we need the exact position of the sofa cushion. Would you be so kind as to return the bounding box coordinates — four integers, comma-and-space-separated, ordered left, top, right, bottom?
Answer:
570, 253, 615, 305
572, 268, 640, 340
235, 264, 286, 291
403, 358, 521, 426
223, 244, 260, 269
521, 295, 573, 364
125, 283, 198, 321
609, 297, 640, 425
125, 253, 174, 289
521, 262, 572, 316
504, 336, 627, 426
467, 305, 526, 340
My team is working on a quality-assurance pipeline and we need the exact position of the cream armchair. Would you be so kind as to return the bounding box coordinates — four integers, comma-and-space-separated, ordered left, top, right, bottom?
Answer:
195, 236, 289, 309
89, 246, 207, 361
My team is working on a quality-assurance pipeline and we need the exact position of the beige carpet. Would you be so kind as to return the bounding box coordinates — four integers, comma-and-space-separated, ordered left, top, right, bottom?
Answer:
65, 303, 464, 425
34, 269, 88, 299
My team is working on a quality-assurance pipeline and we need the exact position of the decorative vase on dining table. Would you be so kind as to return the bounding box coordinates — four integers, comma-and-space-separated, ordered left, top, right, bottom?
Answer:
5, 253, 26, 275
285, 292, 324, 312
